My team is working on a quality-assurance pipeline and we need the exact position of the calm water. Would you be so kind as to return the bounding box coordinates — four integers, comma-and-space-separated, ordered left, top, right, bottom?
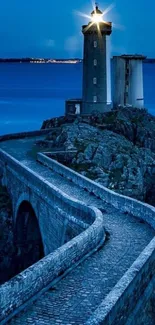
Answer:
0, 63, 154, 135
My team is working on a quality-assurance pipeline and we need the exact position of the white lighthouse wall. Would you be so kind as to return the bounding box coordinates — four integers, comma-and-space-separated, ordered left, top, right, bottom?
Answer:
106, 36, 112, 105
129, 60, 144, 109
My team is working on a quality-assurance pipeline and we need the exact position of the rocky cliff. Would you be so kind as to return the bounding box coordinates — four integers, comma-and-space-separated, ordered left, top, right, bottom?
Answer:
41, 108, 155, 205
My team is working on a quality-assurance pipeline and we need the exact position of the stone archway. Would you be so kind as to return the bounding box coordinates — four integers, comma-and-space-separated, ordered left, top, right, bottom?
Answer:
14, 200, 44, 274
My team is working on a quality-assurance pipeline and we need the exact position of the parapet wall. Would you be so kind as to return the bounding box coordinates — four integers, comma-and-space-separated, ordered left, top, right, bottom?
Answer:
85, 238, 155, 325
0, 128, 58, 142
0, 150, 94, 225
37, 152, 155, 228
86, 236, 155, 325
37, 152, 155, 325
0, 149, 105, 323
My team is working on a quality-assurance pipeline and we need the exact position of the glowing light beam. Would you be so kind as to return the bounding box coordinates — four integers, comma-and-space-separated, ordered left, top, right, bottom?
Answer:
75, 2, 115, 34
74, 2, 125, 39
102, 3, 115, 16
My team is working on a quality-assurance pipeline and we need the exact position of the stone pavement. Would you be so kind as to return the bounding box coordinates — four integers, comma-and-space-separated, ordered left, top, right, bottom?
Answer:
0, 137, 154, 324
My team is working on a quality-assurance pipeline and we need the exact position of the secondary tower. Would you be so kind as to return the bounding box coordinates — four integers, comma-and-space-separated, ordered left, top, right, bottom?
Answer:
113, 55, 146, 109
82, 4, 112, 114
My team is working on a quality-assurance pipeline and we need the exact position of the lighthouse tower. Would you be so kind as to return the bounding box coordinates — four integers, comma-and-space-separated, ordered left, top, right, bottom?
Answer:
82, 4, 112, 115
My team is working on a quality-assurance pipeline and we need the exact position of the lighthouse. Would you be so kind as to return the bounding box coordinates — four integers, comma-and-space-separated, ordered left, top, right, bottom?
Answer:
81, 4, 112, 115
65, 3, 112, 117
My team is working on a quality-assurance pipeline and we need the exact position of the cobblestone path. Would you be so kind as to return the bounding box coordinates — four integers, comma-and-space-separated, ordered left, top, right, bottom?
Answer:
0, 137, 154, 325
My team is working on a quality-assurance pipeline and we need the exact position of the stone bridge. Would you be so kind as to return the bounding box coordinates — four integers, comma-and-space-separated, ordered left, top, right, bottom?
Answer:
0, 149, 90, 256
0, 146, 104, 275
0, 131, 155, 325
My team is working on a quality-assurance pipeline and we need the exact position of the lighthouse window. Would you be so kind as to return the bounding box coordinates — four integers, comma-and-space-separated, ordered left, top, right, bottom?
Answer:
93, 96, 97, 103
94, 41, 97, 48
94, 59, 97, 66
93, 77, 97, 84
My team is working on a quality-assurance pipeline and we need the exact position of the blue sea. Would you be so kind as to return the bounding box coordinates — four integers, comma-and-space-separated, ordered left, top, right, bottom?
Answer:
0, 63, 154, 135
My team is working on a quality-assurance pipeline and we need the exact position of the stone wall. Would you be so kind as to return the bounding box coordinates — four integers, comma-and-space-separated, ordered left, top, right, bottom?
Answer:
125, 277, 155, 325
47, 150, 77, 165
0, 128, 58, 142
37, 152, 155, 228
0, 146, 155, 324
0, 150, 95, 254
37, 152, 155, 325
0, 149, 105, 323
85, 238, 155, 325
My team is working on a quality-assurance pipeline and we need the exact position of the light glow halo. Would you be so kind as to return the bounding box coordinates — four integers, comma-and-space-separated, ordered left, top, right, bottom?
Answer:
91, 13, 103, 23
75, 2, 114, 29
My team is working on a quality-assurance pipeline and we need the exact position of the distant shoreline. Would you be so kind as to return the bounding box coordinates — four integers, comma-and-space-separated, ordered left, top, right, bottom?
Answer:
0, 58, 82, 64
144, 59, 155, 63
0, 58, 154, 64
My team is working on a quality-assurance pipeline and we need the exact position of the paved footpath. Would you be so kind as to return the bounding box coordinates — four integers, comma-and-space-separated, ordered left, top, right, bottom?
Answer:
0, 137, 155, 325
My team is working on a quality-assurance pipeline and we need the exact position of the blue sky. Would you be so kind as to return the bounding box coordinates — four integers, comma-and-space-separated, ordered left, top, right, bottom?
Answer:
0, 0, 154, 58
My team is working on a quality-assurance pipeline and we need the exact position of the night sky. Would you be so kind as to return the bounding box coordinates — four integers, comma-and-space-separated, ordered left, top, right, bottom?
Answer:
0, 0, 154, 58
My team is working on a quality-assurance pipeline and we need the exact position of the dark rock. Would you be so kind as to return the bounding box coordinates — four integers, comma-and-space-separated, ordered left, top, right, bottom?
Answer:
40, 108, 155, 205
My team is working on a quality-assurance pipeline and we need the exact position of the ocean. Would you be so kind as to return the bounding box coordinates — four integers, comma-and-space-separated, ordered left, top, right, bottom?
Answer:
0, 63, 154, 135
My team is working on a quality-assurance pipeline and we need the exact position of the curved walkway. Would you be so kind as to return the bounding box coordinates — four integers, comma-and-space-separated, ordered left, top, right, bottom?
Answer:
0, 137, 154, 325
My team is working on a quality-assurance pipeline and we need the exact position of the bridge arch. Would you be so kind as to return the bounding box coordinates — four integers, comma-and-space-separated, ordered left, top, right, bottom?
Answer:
14, 192, 38, 222
14, 200, 44, 274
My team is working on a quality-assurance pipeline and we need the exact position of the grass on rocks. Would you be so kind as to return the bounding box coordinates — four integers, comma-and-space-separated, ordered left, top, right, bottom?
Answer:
27, 144, 48, 160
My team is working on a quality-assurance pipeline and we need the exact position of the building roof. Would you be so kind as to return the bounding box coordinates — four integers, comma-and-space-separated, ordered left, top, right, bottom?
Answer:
66, 99, 82, 102
113, 54, 147, 60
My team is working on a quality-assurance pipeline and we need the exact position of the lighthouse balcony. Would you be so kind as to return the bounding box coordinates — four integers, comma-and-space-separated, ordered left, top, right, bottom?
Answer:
82, 22, 112, 35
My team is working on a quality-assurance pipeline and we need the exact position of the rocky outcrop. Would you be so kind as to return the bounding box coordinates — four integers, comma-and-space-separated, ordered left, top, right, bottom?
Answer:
89, 108, 155, 152
41, 115, 72, 129
41, 109, 155, 205
41, 107, 155, 152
